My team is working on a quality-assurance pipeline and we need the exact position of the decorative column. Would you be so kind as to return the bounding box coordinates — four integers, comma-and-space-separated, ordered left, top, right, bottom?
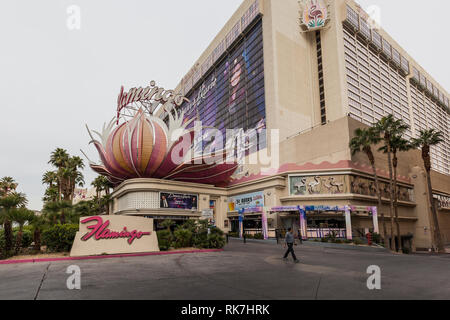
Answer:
344, 205, 353, 240
261, 209, 269, 240
371, 206, 379, 234
238, 208, 244, 238
298, 206, 308, 240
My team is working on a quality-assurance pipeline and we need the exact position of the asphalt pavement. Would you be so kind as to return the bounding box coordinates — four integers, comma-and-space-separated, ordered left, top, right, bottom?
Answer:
1, 239, 449, 300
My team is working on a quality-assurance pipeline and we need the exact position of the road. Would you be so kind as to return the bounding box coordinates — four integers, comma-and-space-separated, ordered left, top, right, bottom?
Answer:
1, 239, 450, 300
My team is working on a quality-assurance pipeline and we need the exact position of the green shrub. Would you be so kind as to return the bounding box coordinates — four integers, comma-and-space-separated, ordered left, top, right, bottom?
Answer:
194, 227, 225, 249
371, 232, 382, 244
245, 234, 254, 239
352, 238, 364, 245
157, 230, 173, 251
320, 238, 328, 243
402, 247, 411, 254
1, 229, 33, 250
253, 233, 264, 240
344, 239, 352, 243
334, 239, 343, 244
41, 224, 79, 252
228, 232, 239, 238
205, 233, 225, 249
173, 228, 193, 248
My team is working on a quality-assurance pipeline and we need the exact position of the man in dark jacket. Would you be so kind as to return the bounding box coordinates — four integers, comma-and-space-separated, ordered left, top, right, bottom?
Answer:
283, 228, 299, 263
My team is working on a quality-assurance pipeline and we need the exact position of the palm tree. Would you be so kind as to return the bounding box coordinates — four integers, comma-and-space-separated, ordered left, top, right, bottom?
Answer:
378, 118, 410, 251
49, 148, 70, 169
374, 115, 399, 250
42, 186, 59, 203
42, 171, 58, 188
0, 177, 18, 196
161, 219, 175, 232
8, 208, 35, 254
92, 176, 113, 214
0, 192, 28, 253
412, 129, 445, 253
45, 149, 85, 202
349, 127, 386, 243
48, 148, 69, 201
30, 215, 46, 252
43, 200, 73, 225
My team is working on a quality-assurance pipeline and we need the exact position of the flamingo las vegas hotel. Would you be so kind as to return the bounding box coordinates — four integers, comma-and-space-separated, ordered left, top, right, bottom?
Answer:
85, 0, 450, 253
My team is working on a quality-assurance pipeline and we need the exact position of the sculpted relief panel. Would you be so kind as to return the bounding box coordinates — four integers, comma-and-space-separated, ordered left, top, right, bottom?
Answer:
289, 174, 414, 202
289, 175, 349, 196
350, 175, 414, 202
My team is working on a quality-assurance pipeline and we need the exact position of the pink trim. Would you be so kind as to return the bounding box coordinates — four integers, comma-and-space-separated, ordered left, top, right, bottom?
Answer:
0, 249, 223, 265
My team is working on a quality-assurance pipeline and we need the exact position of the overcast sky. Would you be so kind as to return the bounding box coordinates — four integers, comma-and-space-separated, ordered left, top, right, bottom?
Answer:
0, 0, 448, 210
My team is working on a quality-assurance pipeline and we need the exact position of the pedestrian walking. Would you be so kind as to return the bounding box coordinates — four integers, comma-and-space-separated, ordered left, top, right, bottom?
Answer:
283, 228, 299, 263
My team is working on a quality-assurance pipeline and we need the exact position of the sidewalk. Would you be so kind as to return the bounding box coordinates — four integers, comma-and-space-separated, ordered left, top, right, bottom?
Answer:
228, 237, 389, 253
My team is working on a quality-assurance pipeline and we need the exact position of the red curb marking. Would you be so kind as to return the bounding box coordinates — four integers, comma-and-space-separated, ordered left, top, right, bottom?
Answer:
0, 249, 224, 265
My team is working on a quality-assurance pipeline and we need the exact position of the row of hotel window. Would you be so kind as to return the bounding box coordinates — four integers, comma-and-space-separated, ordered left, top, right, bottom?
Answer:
345, 5, 449, 110
343, 28, 449, 175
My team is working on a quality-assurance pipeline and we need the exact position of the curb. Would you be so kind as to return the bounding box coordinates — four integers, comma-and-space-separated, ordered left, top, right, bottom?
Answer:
0, 249, 224, 265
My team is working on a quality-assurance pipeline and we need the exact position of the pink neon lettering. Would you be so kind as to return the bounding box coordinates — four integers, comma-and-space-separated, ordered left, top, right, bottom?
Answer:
81, 216, 150, 245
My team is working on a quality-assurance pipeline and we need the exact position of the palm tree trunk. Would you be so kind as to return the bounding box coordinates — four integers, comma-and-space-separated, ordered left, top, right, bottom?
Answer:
393, 159, 402, 252
15, 227, 23, 255
425, 169, 445, 253
386, 148, 395, 251
34, 228, 41, 252
370, 161, 386, 243
4, 219, 13, 253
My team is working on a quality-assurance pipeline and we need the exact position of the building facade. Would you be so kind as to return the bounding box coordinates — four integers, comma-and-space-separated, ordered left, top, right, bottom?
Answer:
105, 0, 450, 251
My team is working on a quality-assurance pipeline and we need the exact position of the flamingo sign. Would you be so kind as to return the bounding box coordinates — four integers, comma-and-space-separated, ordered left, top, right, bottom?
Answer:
301, 0, 329, 31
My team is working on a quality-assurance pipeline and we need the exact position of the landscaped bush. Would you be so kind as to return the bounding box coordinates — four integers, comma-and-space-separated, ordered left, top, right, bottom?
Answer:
157, 230, 173, 251
157, 220, 226, 251
41, 224, 79, 252
402, 247, 411, 254
245, 234, 254, 239
193, 226, 225, 249
228, 232, 239, 238
0, 228, 33, 251
352, 238, 364, 245
204, 233, 225, 249
253, 233, 264, 240
371, 232, 382, 244
173, 228, 193, 248
320, 238, 328, 243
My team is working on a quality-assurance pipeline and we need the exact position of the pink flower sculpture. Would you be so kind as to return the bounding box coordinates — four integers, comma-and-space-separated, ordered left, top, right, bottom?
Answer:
84, 109, 238, 186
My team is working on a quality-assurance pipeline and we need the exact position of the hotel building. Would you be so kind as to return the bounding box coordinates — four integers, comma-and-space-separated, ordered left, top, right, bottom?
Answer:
105, 0, 450, 251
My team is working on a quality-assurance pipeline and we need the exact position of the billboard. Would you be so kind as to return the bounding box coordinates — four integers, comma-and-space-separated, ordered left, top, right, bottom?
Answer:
160, 192, 198, 210
228, 191, 264, 212
180, 19, 265, 148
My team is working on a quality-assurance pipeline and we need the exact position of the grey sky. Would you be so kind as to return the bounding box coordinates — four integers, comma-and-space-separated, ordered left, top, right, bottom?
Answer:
0, 0, 448, 210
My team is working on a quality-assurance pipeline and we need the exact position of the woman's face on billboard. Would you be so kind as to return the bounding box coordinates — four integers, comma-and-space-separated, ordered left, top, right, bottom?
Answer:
230, 58, 242, 87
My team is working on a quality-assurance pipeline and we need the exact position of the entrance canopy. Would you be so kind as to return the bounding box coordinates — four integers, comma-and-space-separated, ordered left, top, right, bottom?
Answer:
268, 205, 379, 240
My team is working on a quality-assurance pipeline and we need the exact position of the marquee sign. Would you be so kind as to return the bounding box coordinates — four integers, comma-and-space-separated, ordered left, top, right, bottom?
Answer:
228, 191, 264, 212
116, 80, 189, 124
300, 0, 329, 32
70, 215, 159, 257
160, 192, 198, 210
80, 216, 151, 245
